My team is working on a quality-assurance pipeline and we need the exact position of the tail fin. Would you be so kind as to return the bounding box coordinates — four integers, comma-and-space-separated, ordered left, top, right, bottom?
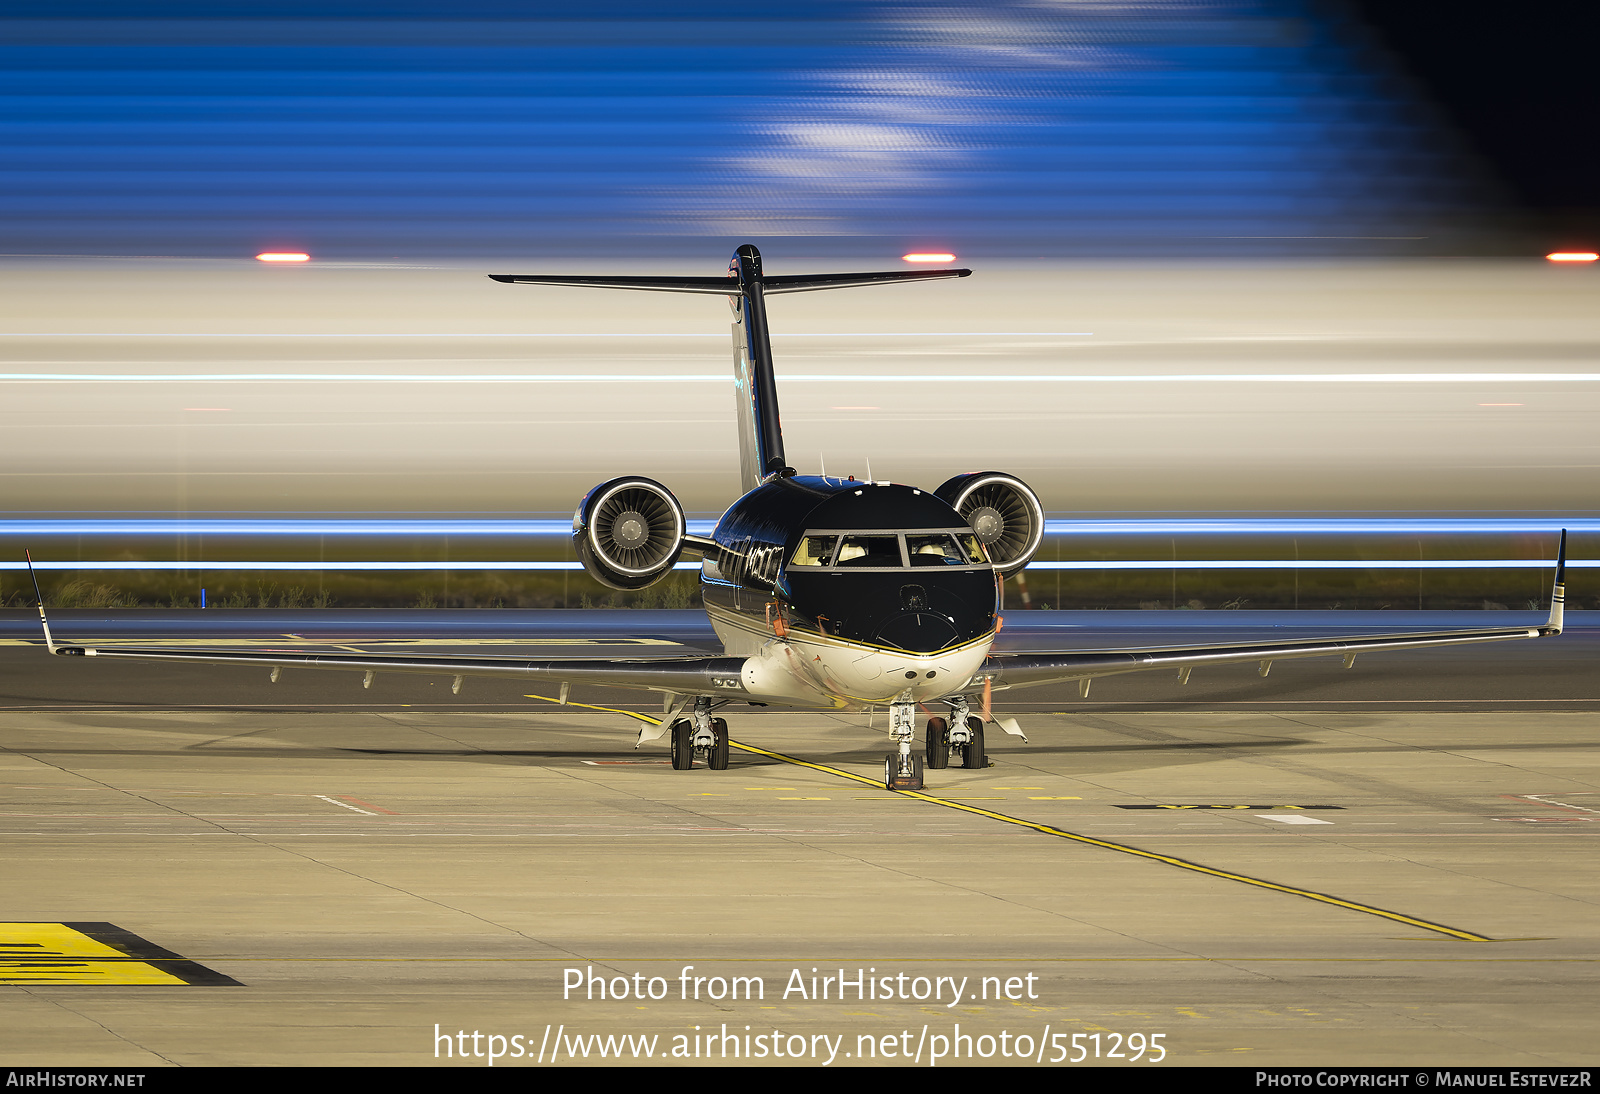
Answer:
491, 245, 970, 494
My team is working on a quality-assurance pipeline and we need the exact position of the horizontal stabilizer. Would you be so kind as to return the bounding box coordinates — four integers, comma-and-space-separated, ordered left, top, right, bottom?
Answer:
487, 274, 734, 294
493, 246, 973, 493
488, 268, 970, 296
762, 269, 971, 294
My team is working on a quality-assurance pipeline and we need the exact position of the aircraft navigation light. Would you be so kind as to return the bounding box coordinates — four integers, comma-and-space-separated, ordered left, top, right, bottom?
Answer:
1545, 252, 1598, 263
902, 252, 957, 263
256, 252, 311, 263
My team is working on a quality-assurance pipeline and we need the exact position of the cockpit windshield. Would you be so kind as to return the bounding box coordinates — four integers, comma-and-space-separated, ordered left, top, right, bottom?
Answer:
788, 530, 989, 570
835, 535, 902, 567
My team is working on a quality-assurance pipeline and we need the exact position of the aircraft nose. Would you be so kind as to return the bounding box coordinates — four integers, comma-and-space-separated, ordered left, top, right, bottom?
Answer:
874, 610, 959, 653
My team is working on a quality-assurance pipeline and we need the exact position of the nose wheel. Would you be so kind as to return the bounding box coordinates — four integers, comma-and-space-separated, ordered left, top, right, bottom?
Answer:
884, 751, 924, 791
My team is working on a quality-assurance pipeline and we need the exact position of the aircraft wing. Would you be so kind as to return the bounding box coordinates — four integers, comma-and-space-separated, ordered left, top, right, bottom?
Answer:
986, 532, 1567, 692
22, 552, 745, 698
45, 640, 747, 697
985, 617, 1560, 692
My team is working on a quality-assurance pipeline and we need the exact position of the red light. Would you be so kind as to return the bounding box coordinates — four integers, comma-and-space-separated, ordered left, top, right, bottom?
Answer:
902, 252, 956, 263
256, 252, 310, 263
1545, 252, 1598, 263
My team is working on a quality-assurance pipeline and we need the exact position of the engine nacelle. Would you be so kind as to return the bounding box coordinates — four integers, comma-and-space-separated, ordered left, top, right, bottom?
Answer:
934, 471, 1045, 579
572, 476, 687, 590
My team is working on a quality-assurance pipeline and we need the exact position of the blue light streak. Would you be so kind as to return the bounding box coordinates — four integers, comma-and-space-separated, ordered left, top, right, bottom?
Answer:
2, 519, 1594, 537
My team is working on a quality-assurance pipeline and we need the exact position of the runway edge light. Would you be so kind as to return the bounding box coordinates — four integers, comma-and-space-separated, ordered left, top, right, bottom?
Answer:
1545, 252, 1598, 263
256, 252, 310, 263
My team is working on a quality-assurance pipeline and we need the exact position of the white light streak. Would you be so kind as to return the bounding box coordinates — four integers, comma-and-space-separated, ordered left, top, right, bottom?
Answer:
0, 559, 1583, 573
2, 372, 1599, 385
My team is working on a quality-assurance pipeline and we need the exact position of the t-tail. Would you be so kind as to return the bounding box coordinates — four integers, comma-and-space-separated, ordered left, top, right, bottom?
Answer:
491, 244, 970, 493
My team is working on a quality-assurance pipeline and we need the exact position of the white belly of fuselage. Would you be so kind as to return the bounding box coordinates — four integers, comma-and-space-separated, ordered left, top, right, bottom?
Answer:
709, 605, 992, 709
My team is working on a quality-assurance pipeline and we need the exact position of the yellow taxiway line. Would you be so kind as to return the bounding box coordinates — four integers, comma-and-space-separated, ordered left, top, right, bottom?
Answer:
523, 696, 1494, 943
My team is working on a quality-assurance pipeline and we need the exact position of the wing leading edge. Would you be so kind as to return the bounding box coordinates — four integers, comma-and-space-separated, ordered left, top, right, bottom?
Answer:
47, 642, 748, 697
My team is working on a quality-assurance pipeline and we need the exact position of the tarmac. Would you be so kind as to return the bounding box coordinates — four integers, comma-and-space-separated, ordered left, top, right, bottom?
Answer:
2, 610, 1597, 1067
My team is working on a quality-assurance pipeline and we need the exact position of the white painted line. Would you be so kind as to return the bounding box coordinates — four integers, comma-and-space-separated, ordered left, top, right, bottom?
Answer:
314, 795, 378, 815
1522, 794, 1600, 815
1262, 814, 1334, 825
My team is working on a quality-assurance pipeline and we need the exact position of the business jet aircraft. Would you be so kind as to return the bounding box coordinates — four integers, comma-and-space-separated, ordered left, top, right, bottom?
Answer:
33, 245, 1567, 790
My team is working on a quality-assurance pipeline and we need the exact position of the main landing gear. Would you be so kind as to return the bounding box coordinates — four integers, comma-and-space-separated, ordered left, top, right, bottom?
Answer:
915, 697, 987, 782
669, 697, 728, 770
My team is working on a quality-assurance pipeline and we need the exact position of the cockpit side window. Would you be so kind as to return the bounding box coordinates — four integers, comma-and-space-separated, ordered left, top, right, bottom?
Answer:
906, 533, 972, 567
955, 532, 988, 564
790, 534, 840, 567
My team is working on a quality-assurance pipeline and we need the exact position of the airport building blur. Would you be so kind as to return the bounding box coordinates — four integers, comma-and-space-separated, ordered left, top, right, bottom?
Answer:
0, 2, 1593, 608
0, 0, 1512, 258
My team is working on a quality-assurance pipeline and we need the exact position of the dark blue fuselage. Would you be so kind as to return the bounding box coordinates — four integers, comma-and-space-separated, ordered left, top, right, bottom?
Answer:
700, 476, 1000, 656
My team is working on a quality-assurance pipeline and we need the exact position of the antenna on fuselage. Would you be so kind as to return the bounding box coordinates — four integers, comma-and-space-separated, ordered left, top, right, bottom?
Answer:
489, 246, 970, 495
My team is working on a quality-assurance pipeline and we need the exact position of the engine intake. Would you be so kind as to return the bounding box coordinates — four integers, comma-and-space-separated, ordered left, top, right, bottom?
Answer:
573, 476, 686, 590
934, 471, 1044, 578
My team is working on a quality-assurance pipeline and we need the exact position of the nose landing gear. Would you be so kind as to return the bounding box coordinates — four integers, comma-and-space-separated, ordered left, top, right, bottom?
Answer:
884, 695, 924, 790
885, 751, 925, 791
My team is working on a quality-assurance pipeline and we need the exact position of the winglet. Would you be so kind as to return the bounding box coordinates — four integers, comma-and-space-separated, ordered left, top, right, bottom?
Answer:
25, 551, 56, 654
1545, 529, 1567, 635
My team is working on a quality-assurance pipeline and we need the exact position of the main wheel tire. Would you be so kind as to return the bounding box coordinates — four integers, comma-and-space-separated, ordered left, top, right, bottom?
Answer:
670, 719, 694, 770
962, 716, 986, 769
709, 717, 730, 770
925, 717, 950, 769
